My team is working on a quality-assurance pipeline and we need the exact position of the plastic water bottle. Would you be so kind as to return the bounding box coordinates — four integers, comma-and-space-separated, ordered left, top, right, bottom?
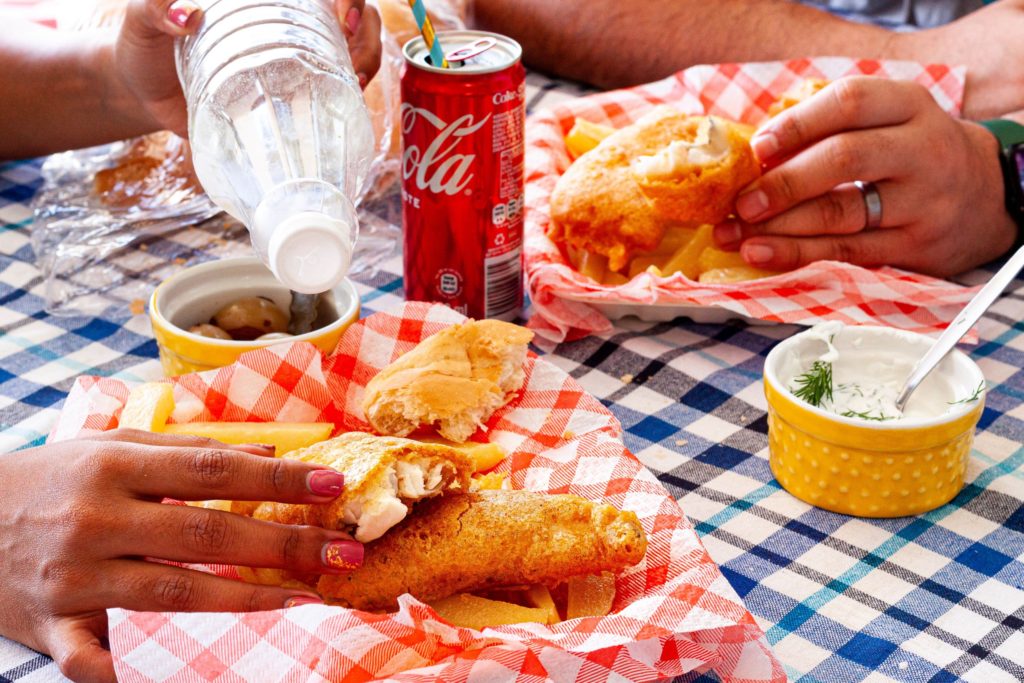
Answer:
176, 0, 374, 293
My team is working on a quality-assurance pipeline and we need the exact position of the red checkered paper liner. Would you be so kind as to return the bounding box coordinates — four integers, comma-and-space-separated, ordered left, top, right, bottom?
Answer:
49, 302, 783, 682
525, 58, 975, 343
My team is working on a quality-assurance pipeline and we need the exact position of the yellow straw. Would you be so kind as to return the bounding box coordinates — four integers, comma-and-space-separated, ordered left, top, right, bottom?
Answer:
406, 0, 448, 68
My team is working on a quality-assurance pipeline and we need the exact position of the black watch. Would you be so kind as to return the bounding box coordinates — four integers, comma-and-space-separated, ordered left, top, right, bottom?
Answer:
980, 119, 1024, 246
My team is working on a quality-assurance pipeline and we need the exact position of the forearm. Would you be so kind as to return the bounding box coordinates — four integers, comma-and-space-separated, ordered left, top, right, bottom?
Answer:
0, 24, 158, 159
471, 0, 898, 88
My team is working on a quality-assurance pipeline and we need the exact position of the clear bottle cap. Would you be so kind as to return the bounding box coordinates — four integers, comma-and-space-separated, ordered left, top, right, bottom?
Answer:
266, 211, 353, 294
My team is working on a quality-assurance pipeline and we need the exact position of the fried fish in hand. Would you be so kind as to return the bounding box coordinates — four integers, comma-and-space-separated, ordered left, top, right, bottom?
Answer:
362, 319, 533, 443
317, 489, 647, 611
253, 432, 474, 543
632, 116, 760, 226
548, 106, 684, 272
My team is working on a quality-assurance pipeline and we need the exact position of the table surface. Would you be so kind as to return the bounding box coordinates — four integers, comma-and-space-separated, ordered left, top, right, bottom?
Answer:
2, 72, 1024, 683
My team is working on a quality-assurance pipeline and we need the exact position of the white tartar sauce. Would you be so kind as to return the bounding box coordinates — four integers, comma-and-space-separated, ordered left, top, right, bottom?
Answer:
786, 322, 971, 422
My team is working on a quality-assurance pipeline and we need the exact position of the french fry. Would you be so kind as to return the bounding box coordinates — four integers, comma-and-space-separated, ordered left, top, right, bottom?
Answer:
429, 593, 549, 629
696, 246, 749, 272
526, 585, 561, 624
188, 499, 261, 516
661, 224, 713, 279
602, 271, 630, 286
628, 254, 664, 279
236, 568, 315, 591
699, 266, 782, 283
417, 437, 508, 472
566, 572, 616, 620
119, 382, 175, 431
652, 226, 697, 256
576, 249, 609, 282
564, 119, 616, 159
469, 472, 507, 491
163, 422, 333, 455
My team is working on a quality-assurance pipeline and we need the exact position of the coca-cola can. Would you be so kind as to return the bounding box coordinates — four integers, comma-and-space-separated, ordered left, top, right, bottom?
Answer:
401, 30, 526, 320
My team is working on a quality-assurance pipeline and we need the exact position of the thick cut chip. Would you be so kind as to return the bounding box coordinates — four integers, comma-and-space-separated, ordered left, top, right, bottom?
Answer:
429, 593, 549, 630
699, 266, 782, 283
417, 437, 507, 472
163, 422, 333, 455
565, 119, 616, 159
661, 224, 714, 279
526, 585, 561, 624
566, 572, 616, 620
119, 382, 175, 431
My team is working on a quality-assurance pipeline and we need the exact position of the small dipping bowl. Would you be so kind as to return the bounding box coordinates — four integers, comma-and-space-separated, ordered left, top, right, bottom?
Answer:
150, 256, 360, 376
764, 325, 985, 517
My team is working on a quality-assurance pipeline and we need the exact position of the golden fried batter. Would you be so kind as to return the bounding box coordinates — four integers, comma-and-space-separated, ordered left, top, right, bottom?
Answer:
317, 489, 648, 611
549, 108, 759, 272
632, 116, 760, 226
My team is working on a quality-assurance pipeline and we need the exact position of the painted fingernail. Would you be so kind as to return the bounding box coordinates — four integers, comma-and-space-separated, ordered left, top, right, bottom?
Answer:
238, 443, 276, 457
345, 6, 362, 36
167, 0, 199, 28
752, 131, 779, 162
284, 595, 323, 608
307, 470, 344, 497
736, 189, 770, 221
743, 244, 775, 265
714, 221, 743, 247
358, 72, 368, 88
322, 540, 363, 571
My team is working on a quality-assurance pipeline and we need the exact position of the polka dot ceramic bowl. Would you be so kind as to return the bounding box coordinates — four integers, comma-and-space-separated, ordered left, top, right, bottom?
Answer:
763, 325, 985, 518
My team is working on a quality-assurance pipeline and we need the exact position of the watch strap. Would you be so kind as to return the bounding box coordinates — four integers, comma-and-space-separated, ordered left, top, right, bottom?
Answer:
980, 119, 1024, 247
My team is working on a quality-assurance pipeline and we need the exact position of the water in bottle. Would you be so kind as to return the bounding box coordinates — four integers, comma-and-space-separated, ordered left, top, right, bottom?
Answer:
176, 0, 374, 293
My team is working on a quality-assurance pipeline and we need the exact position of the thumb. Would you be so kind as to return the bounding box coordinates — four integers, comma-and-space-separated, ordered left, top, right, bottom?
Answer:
124, 0, 203, 40
45, 613, 116, 683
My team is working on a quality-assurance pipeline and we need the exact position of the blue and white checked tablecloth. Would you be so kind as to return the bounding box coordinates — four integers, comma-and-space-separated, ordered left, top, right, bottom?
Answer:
2, 73, 1024, 683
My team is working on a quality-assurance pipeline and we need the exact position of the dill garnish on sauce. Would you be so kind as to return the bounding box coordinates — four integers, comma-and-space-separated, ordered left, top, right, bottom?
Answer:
948, 380, 985, 406
791, 361, 833, 408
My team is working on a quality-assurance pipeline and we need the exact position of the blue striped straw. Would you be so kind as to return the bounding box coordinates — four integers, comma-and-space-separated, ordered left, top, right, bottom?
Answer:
407, 0, 448, 68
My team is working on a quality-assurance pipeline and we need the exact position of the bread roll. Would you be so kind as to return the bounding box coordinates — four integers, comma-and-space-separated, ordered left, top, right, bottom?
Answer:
362, 320, 533, 443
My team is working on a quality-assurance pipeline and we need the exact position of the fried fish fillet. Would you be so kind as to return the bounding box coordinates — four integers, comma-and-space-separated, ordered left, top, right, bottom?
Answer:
253, 432, 474, 543
549, 108, 759, 272
362, 319, 534, 443
632, 115, 760, 226
549, 106, 681, 272
317, 489, 648, 611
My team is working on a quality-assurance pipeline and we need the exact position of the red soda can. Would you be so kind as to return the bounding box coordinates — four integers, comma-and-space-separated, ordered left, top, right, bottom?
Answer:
400, 30, 526, 320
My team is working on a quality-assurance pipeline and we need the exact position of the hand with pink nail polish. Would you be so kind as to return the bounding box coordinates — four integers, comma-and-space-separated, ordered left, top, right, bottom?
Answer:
0, 429, 359, 683
714, 76, 1018, 278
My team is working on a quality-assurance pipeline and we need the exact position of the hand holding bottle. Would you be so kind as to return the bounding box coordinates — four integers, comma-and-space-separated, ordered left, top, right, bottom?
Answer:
115, 0, 382, 138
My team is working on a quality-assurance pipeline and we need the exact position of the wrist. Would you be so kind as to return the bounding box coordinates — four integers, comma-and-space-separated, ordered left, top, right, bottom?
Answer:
93, 34, 161, 137
967, 120, 1018, 257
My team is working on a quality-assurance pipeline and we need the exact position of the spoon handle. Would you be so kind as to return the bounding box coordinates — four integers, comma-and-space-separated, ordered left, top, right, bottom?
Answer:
896, 243, 1024, 411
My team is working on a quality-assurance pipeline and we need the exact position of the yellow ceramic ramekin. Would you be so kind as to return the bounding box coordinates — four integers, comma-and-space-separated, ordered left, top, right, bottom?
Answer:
764, 325, 985, 517
150, 257, 360, 376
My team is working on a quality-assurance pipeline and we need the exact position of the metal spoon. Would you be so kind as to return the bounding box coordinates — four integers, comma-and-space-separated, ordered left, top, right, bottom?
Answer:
896, 243, 1024, 412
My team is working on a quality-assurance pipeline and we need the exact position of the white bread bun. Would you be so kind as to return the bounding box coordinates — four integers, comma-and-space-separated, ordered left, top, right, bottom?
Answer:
362, 320, 534, 442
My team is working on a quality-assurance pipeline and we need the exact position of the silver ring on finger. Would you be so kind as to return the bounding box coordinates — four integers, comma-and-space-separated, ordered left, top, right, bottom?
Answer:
853, 180, 883, 230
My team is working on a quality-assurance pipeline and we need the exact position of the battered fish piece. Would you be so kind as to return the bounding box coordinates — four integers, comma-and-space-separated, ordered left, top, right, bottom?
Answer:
362, 319, 534, 443
549, 106, 682, 272
632, 116, 760, 226
317, 489, 648, 611
253, 432, 474, 543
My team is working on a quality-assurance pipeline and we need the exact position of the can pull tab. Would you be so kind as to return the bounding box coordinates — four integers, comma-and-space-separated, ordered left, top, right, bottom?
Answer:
445, 37, 497, 64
